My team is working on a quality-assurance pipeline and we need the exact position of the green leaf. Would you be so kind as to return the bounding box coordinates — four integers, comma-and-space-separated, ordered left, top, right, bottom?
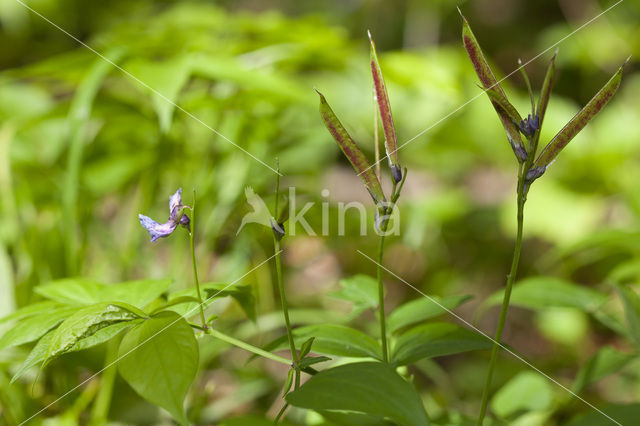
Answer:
35, 278, 172, 309
530, 59, 627, 180
316, 89, 386, 204
118, 311, 198, 425
300, 337, 315, 358
391, 323, 491, 366
297, 356, 331, 370
387, 295, 472, 334
490, 371, 553, 418
0, 306, 78, 350
485, 277, 608, 313
169, 282, 256, 321
535, 51, 557, 139
572, 346, 636, 394
459, 10, 526, 162
286, 361, 429, 426
11, 320, 139, 383
44, 302, 145, 363
260, 324, 381, 359
368, 31, 400, 179
330, 274, 379, 314
615, 283, 640, 347
567, 403, 640, 426
0, 301, 62, 324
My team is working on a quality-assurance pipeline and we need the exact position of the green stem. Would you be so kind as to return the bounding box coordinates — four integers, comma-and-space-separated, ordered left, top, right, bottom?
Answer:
377, 231, 389, 363
189, 190, 207, 329
477, 168, 527, 425
206, 328, 291, 366
90, 335, 122, 425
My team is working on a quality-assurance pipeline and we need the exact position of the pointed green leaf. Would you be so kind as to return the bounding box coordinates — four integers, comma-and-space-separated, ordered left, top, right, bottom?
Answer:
258, 324, 381, 359
316, 89, 386, 204
0, 306, 78, 350
368, 31, 401, 181
387, 294, 473, 334
118, 311, 198, 426
330, 274, 379, 315
572, 346, 635, 394
536, 50, 558, 132
168, 282, 255, 321
11, 320, 139, 383
460, 10, 526, 162
44, 302, 145, 364
615, 283, 640, 347
0, 301, 62, 325
490, 372, 553, 418
530, 60, 627, 180
518, 59, 536, 115
286, 361, 430, 426
391, 322, 491, 366
300, 337, 315, 358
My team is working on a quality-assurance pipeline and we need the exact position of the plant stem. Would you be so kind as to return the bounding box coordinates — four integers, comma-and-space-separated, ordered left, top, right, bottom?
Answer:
90, 335, 122, 425
272, 162, 300, 388
376, 229, 389, 363
205, 328, 291, 366
189, 190, 207, 329
376, 179, 400, 363
477, 167, 527, 425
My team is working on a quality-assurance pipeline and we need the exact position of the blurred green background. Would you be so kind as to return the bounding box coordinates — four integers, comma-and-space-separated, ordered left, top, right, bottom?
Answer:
1, 0, 639, 424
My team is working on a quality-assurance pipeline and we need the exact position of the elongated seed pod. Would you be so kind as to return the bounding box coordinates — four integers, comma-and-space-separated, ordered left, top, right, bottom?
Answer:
460, 10, 527, 162
316, 89, 386, 204
369, 31, 402, 183
528, 59, 627, 181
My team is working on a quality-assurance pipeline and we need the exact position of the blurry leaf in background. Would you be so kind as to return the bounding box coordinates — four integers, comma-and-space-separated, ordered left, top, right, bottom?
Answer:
484, 277, 608, 313
490, 371, 553, 418
535, 308, 589, 346
0, 243, 15, 320
387, 294, 472, 334
118, 311, 198, 426
287, 361, 430, 426
567, 404, 640, 426
258, 324, 381, 359
330, 274, 379, 315
391, 322, 491, 366
615, 283, 640, 347
35, 278, 172, 309
572, 346, 636, 394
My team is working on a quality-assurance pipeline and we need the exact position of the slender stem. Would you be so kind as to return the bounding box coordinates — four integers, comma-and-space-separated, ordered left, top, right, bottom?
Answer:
90, 335, 122, 425
206, 328, 291, 366
189, 190, 207, 329
477, 169, 527, 425
377, 230, 389, 363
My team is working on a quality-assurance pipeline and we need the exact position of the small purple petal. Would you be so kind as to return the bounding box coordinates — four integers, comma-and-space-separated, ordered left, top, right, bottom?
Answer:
169, 188, 183, 212
179, 214, 190, 232
139, 214, 178, 242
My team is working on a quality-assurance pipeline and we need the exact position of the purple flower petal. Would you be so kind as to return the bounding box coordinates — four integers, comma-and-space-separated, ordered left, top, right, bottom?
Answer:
139, 214, 178, 242
169, 188, 183, 212
179, 214, 190, 232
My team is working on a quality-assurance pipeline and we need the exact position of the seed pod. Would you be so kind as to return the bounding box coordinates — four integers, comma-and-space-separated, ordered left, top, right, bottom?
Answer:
369, 31, 402, 182
460, 10, 527, 162
316, 89, 386, 204
529, 58, 628, 181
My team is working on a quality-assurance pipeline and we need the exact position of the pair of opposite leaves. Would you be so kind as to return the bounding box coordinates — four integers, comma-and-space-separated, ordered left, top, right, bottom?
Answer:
317, 14, 628, 198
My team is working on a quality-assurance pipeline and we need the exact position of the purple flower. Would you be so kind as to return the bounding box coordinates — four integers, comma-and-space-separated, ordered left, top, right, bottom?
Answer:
139, 188, 190, 242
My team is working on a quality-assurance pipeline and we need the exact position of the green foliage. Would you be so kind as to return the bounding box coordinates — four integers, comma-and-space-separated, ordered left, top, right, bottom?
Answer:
391, 323, 491, 366
118, 311, 198, 425
490, 371, 553, 418
387, 294, 472, 333
287, 362, 430, 426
